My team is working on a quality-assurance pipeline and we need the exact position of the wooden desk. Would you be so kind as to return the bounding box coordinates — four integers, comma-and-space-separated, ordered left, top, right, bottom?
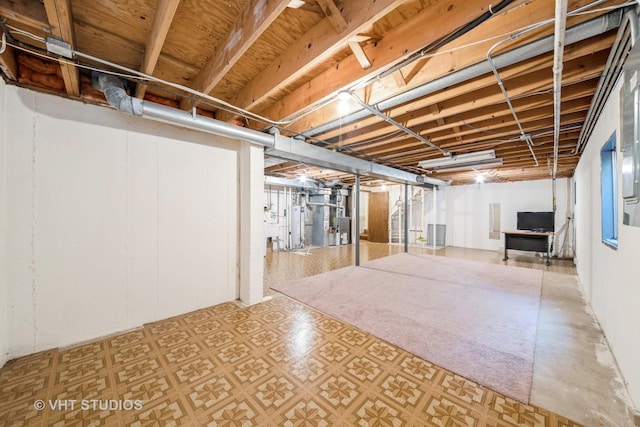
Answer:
503, 231, 553, 266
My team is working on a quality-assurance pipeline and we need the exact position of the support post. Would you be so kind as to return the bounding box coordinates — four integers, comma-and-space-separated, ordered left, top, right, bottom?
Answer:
355, 174, 360, 266
433, 187, 437, 249
404, 184, 409, 253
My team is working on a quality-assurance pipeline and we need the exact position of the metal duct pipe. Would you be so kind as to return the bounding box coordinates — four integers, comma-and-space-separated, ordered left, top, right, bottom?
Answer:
92, 71, 275, 147
92, 72, 441, 187
268, 129, 447, 187
304, 10, 622, 138
92, 73, 143, 116
141, 102, 275, 147
630, 8, 639, 43
307, 202, 342, 208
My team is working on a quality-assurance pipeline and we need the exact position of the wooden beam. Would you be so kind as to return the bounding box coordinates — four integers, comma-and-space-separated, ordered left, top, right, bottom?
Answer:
0, 44, 18, 80
135, 0, 181, 99
348, 41, 371, 69
392, 70, 406, 88
217, 0, 406, 121
0, 0, 50, 30
316, 0, 347, 33
43, 0, 79, 96
180, 0, 290, 110
0, 24, 17, 79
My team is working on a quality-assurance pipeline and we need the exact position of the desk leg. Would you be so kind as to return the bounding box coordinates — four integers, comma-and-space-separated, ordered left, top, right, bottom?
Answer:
503, 242, 508, 261
545, 248, 551, 266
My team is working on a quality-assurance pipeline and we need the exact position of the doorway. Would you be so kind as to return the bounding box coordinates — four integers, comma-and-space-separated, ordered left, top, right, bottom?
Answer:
368, 191, 389, 243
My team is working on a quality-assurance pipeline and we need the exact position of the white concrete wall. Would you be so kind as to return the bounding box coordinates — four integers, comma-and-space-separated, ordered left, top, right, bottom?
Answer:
443, 179, 569, 252
0, 78, 8, 367
2, 85, 256, 360
239, 142, 265, 305
574, 77, 640, 409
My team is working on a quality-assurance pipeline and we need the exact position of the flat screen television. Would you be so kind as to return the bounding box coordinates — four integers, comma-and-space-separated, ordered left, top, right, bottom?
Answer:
517, 211, 554, 232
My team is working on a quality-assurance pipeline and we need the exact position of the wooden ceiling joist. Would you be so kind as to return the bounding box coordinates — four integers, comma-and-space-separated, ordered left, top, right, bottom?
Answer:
282, 3, 618, 134
43, 0, 79, 97
135, 0, 181, 99
0, 27, 17, 80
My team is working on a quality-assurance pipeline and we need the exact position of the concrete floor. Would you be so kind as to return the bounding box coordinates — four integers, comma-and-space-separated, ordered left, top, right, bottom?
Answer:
265, 241, 636, 426
532, 271, 634, 426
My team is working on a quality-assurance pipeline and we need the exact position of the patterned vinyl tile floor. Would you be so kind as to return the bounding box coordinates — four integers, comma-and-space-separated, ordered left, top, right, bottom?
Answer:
0, 295, 581, 426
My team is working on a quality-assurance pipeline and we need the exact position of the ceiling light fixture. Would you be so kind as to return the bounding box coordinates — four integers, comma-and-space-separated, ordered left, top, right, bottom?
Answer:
418, 150, 502, 171
337, 91, 352, 115
422, 158, 504, 172
420, 159, 502, 172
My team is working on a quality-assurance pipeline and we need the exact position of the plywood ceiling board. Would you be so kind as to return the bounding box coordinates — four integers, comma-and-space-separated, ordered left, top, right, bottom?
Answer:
72, 0, 155, 46
180, 0, 293, 111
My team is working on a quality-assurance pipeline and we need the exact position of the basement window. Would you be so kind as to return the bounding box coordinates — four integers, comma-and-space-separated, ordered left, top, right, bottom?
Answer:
600, 133, 618, 249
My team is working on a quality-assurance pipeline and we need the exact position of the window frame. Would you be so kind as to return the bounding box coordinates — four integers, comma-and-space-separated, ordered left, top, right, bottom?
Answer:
600, 133, 618, 249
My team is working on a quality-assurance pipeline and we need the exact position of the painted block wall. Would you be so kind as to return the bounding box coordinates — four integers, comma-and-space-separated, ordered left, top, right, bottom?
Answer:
574, 77, 640, 409
443, 178, 569, 253
2, 85, 241, 360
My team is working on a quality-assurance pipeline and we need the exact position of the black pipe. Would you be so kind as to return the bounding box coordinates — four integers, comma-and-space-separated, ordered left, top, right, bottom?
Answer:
376, 0, 518, 82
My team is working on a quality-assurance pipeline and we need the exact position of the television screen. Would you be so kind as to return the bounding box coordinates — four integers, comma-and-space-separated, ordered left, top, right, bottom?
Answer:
517, 211, 554, 232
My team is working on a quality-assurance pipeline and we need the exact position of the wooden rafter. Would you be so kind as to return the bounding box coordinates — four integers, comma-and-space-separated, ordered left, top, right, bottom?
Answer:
217, 0, 405, 122
180, 0, 290, 111
135, 0, 181, 99
43, 0, 79, 96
